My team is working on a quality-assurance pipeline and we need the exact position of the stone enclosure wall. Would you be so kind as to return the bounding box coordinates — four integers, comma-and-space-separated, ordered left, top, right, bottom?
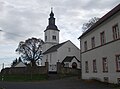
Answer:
57, 62, 81, 76
1, 62, 48, 75
1, 62, 81, 76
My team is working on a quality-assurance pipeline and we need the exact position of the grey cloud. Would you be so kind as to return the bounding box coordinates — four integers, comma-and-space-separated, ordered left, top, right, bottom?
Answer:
0, 0, 119, 46
0, 1, 47, 41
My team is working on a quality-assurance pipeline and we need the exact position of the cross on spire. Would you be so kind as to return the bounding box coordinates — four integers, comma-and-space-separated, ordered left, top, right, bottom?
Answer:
50, 7, 54, 17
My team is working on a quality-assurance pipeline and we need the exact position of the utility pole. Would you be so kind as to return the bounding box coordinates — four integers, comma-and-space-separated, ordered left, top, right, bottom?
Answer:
2, 63, 4, 81
2, 63, 4, 69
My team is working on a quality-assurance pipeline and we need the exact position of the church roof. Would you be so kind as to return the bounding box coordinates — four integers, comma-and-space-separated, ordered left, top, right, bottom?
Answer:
45, 24, 59, 31
62, 56, 80, 63
44, 8, 59, 32
79, 3, 120, 39
43, 41, 68, 54
13, 61, 26, 67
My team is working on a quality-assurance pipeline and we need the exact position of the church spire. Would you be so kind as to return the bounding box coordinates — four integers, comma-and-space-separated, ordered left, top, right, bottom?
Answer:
45, 8, 59, 31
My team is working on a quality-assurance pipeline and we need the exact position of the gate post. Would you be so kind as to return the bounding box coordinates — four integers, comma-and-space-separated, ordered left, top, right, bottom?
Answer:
57, 62, 61, 74
45, 62, 49, 74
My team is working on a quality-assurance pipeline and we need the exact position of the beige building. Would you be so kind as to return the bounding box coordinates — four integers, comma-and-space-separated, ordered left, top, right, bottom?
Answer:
79, 4, 120, 84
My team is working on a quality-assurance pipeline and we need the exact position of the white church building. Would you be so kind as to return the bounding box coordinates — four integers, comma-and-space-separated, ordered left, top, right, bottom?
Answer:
79, 4, 120, 84
42, 9, 80, 71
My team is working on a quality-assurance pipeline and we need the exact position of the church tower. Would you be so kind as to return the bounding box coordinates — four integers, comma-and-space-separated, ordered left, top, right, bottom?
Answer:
43, 8, 60, 52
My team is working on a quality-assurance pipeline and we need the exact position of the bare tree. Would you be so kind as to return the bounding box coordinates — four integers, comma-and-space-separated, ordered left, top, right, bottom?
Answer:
82, 17, 100, 33
16, 37, 44, 67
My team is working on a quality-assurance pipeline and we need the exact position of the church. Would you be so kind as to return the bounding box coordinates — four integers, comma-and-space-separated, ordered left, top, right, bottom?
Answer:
41, 9, 80, 72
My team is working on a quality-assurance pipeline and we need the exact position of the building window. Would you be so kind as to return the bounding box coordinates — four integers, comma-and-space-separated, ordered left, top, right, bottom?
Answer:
116, 55, 120, 72
93, 59, 97, 73
104, 77, 109, 83
68, 47, 71, 52
103, 57, 108, 72
100, 31, 105, 45
64, 63, 69, 67
84, 41, 87, 51
85, 61, 89, 73
52, 35, 56, 40
117, 78, 120, 84
91, 37, 95, 48
113, 24, 119, 40
45, 36, 47, 41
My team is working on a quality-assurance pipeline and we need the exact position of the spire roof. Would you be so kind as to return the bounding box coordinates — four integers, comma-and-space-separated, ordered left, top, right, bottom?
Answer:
44, 8, 59, 32
50, 7, 54, 17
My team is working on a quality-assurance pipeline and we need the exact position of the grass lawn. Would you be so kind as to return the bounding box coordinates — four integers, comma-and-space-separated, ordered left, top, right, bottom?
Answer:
0, 74, 48, 82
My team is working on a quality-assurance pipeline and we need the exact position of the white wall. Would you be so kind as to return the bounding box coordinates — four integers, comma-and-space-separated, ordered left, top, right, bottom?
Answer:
58, 41, 80, 63
42, 40, 80, 70
45, 29, 59, 44
42, 29, 59, 53
82, 40, 120, 83
41, 51, 58, 66
80, 11, 120, 84
81, 12, 120, 53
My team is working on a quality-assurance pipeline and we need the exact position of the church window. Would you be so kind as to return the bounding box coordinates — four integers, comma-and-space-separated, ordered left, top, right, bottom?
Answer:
65, 63, 69, 67
46, 55, 48, 62
68, 48, 71, 52
52, 35, 56, 40
50, 54, 52, 63
45, 36, 47, 41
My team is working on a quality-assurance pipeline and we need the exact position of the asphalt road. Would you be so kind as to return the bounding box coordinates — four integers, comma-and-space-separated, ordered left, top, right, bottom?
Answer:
0, 77, 113, 89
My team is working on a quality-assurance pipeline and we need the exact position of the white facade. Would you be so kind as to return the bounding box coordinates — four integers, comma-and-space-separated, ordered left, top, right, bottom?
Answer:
57, 41, 80, 63
42, 9, 80, 71
79, 4, 120, 84
42, 40, 80, 71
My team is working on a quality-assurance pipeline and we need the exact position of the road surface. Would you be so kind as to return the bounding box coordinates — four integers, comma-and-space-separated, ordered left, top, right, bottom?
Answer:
0, 77, 113, 89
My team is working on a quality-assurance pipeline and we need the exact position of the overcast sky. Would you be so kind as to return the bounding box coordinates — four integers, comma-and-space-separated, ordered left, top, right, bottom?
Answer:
0, 0, 120, 68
